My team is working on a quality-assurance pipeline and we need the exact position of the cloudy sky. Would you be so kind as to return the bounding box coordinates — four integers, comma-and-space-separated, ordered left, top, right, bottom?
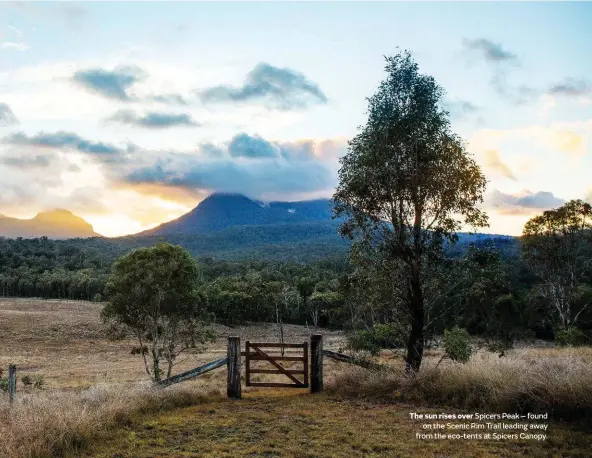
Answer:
1, 1, 591, 237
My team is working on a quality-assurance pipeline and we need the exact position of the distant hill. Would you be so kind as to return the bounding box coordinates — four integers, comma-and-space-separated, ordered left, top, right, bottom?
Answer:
140, 193, 335, 236
0, 209, 97, 239
0, 194, 518, 261
130, 193, 518, 260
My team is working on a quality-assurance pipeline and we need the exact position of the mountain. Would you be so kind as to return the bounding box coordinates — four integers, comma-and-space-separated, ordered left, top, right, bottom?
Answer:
0, 209, 97, 239
131, 193, 517, 261
140, 193, 335, 236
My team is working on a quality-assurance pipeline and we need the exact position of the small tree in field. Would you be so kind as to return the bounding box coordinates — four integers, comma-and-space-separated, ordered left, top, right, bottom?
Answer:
333, 50, 488, 373
103, 243, 214, 382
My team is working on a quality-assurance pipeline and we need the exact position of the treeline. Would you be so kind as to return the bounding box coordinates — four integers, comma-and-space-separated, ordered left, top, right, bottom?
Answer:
0, 237, 111, 300
0, 236, 350, 327
1, 233, 590, 342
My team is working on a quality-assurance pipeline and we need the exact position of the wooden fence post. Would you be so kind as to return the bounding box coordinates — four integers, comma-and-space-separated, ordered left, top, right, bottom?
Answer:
8, 364, 16, 404
227, 336, 241, 399
310, 334, 323, 393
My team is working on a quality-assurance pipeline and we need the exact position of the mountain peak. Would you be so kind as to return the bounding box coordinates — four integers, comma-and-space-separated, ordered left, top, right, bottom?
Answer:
0, 210, 97, 239
201, 192, 257, 204
140, 193, 334, 236
35, 208, 74, 218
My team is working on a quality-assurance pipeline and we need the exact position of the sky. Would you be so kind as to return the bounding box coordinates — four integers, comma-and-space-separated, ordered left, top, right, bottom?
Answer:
0, 1, 591, 237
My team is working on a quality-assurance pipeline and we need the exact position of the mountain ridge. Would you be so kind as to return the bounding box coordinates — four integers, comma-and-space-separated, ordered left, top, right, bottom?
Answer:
139, 192, 336, 236
0, 194, 517, 262
0, 209, 97, 239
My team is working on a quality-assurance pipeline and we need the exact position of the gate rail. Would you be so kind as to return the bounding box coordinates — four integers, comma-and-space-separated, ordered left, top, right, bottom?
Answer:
156, 357, 228, 388
245, 341, 309, 388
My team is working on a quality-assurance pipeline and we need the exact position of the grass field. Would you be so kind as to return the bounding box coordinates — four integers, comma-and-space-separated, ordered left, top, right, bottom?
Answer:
82, 391, 591, 458
0, 298, 344, 389
1, 298, 591, 457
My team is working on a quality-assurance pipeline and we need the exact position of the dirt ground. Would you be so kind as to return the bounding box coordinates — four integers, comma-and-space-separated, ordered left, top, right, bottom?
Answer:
0, 298, 346, 389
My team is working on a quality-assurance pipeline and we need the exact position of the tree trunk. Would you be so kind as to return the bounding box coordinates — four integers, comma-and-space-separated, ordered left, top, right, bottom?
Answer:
311, 308, 319, 328
405, 261, 424, 374
152, 350, 161, 382
151, 340, 161, 382
166, 359, 173, 379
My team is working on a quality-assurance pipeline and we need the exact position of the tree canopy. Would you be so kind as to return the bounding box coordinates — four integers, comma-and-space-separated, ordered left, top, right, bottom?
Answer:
103, 242, 211, 381
333, 50, 488, 372
522, 199, 592, 331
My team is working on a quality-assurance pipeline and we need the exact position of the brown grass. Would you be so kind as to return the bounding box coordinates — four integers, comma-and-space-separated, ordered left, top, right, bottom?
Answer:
326, 347, 592, 422
0, 381, 222, 457
2, 298, 591, 457
85, 390, 592, 458
0, 298, 344, 389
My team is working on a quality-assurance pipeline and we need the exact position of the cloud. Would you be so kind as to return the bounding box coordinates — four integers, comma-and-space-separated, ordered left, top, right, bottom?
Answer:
106, 110, 200, 129
492, 81, 539, 105
72, 66, 195, 106
548, 130, 585, 157
228, 133, 280, 158
7, 25, 23, 38
147, 93, 189, 105
56, 2, 87, 23
119, 134, 340, 199
0, 147, 74, 214
463, 38, 518, 63
3, 131, 125, 158
125, 159, 333, 198
198, 63, 328, 110
485, 189, 565, 215
1, 42, 29, 51
4, 2, 87, 28
0, 154, 52, 168
482, 150, 515, 180
549, 79, 591, 97
0, 182, 38, 208
445, 100, 480, 120
463, 38, 538, 105
64, 187, 109, 214
547, 78, 592, 104
470, 121, 591, 161
0, 103, 19, 126
73, 65, 146, 101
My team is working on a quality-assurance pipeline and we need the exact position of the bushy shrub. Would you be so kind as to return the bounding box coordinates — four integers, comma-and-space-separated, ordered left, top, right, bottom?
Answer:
556, 328, 586, 347
443, 326, 473, 363
34, 375, 45, 389
130, 346, 148, 355
21, 375, 33, 387
103, 318, 128, 341
0, 378, 8, 392
347, 323, 405, 356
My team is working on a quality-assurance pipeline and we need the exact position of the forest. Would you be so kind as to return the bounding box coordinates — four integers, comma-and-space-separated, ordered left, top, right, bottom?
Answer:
0, 217, 590, 350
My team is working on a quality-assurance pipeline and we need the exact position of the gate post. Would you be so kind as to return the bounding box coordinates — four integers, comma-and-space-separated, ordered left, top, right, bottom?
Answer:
227, 336, 242, 399
8, 364, 16, 404
310, 334, 323, 393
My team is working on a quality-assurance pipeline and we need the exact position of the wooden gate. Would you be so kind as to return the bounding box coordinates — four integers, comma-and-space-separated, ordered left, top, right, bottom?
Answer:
244, 341, 309, 388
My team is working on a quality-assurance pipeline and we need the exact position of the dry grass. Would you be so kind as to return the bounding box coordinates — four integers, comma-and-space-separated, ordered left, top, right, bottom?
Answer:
0, 298, 345, 457
2, 298, 591, 457
0, 298, 344, 389
0, 381, 222, 457
85, 390, 592, 458
326, 347, 592, 422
